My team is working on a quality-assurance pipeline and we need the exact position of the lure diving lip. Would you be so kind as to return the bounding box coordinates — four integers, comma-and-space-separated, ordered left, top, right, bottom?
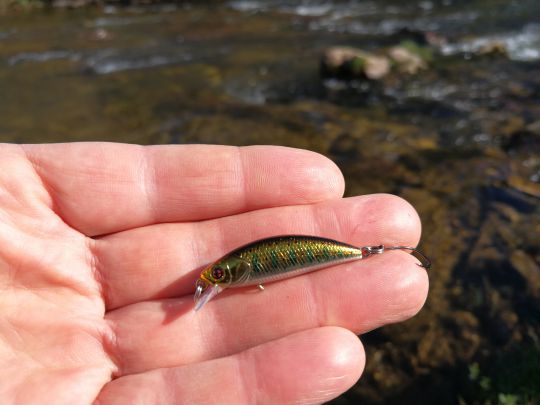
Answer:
194, 281, 222, 311
193, 235, 430, 311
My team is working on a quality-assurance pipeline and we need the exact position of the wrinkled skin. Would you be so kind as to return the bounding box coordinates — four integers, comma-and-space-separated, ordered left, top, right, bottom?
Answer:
0, 143, 428, 404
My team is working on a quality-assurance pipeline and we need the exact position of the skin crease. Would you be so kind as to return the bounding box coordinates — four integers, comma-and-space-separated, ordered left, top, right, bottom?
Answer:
0, 143, 428, 405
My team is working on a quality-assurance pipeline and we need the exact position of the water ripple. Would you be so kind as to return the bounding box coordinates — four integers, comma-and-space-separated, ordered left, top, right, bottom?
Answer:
441, 23, 540, 61
6, 45, 195, 74
90, 15, 164, 28
8, 50, 80, 66
84, 48, 192, 74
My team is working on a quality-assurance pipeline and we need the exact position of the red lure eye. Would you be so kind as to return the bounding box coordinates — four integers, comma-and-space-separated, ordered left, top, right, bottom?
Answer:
212, 267, 224, 280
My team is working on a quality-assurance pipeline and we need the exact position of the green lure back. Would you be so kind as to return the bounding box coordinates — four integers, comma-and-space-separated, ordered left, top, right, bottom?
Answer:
230, 235, 362, 286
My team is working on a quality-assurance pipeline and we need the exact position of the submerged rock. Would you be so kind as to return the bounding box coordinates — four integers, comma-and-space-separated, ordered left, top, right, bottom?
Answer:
510, 250, 540, 299
329, 133, 360, 160
507, 176, 540, 198
526, 120, 540, 136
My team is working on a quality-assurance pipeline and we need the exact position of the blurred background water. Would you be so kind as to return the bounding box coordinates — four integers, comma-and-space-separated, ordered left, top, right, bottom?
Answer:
1, 1, 539, 403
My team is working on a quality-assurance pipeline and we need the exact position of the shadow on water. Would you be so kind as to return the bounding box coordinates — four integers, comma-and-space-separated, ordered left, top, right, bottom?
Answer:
1, 0, 539, 403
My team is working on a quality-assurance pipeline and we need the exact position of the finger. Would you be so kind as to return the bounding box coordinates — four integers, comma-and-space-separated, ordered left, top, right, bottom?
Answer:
23, 143, 344, 236
97, 194, 421, 309
106, 251, 428, 375
96, 327, 364, 405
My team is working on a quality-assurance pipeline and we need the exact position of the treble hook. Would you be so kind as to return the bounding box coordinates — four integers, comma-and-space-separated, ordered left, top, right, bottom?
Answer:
362, 245, 431, 270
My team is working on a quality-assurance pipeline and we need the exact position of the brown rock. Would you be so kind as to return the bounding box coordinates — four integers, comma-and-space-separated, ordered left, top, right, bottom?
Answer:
510, 250, 540, 298
477, 41, 508, 56
389, 46, 428, 74
321, 46, 390, 80
508, 175, 540, 198
526, 120, 540, 136
322, 47, 362, 70
363, 55, 391, 79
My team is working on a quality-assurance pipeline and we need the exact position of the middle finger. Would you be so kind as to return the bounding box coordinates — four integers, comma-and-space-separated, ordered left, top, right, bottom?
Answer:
96, 194, 421, 310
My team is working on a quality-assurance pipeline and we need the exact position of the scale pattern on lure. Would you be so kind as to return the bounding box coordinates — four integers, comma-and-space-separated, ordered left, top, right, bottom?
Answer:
194, 235, 430, 311
233, 236, 362, 283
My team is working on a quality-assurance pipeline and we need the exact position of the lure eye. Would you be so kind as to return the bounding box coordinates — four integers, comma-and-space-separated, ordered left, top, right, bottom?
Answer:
212, 266, 225, 280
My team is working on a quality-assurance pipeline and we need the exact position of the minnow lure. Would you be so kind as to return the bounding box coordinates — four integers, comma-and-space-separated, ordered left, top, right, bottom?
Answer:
194, 235, 430, 311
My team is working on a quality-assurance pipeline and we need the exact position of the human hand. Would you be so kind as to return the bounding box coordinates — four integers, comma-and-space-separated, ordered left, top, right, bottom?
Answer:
0, 143, 428, 404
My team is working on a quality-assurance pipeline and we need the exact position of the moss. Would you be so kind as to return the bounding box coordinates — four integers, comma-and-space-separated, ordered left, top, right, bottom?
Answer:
399, 39, 434, 62
349, 56, 366, 75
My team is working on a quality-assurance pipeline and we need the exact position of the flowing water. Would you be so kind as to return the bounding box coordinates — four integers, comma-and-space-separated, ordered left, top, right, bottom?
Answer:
1, 1, 539, 403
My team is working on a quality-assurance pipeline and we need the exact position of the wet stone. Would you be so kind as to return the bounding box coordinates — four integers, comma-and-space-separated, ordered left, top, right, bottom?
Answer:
507, 176, 540, 198
510, 250, 540, 299
388, 45, 428, 74
526, 120, 540, 136
321, 46, 390, 80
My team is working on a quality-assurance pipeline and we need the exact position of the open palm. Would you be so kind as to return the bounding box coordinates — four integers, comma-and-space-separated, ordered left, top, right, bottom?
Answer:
0, 143, 428, 404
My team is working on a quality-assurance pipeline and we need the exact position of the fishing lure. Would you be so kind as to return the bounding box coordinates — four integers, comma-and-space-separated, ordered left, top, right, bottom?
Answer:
194, 235, 430, 311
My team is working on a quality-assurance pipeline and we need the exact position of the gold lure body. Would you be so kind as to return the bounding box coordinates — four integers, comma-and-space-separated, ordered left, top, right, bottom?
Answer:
194, 235, 430, 311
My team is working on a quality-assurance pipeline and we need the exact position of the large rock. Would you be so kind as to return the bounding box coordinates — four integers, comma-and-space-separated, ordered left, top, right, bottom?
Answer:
321, 46, 390, 80
321, 41, 433, 80
388, 41, 431, 74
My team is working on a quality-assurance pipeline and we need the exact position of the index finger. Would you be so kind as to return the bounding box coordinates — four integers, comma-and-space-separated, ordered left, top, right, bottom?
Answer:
22, 143, 345, 236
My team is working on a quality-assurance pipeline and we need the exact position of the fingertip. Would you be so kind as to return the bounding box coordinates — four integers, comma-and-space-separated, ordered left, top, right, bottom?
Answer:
243, 146, 345, 204
249, 326, 365, 403
352, 193, 422, 247
319, 326, 366, 387
301, 150, 346, 200
366, 251, 430, 326
391, 254, 430, 320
